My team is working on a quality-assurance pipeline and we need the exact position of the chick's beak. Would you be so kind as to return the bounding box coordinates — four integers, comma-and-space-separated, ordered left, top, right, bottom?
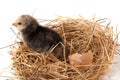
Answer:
12, 23, 17, 26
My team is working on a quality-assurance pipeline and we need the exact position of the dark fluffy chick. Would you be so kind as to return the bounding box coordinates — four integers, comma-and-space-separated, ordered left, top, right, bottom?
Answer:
12, 14, 63, 59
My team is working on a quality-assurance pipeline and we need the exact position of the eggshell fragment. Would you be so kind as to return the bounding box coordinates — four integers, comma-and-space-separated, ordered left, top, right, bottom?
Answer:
69, 50, 93, 70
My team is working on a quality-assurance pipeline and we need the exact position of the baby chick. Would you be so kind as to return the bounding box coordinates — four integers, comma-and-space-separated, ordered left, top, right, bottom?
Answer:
12, 14, 63, 59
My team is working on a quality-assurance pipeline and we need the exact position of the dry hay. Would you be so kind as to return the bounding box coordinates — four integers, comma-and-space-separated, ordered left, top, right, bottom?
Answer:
10, 16, 117, 80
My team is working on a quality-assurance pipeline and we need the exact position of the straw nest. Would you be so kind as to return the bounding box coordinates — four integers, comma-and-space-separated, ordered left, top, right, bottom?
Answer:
10, 16, 117, 80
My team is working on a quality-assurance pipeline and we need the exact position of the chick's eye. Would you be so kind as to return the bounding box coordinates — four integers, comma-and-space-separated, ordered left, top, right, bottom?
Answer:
18, 22, 22, 25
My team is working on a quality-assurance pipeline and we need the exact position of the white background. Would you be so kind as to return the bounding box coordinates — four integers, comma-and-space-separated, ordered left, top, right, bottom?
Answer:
0, 0, 120, 80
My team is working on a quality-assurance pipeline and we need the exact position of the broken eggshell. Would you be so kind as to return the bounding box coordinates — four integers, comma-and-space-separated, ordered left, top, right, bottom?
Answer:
69, 50, 93, 70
